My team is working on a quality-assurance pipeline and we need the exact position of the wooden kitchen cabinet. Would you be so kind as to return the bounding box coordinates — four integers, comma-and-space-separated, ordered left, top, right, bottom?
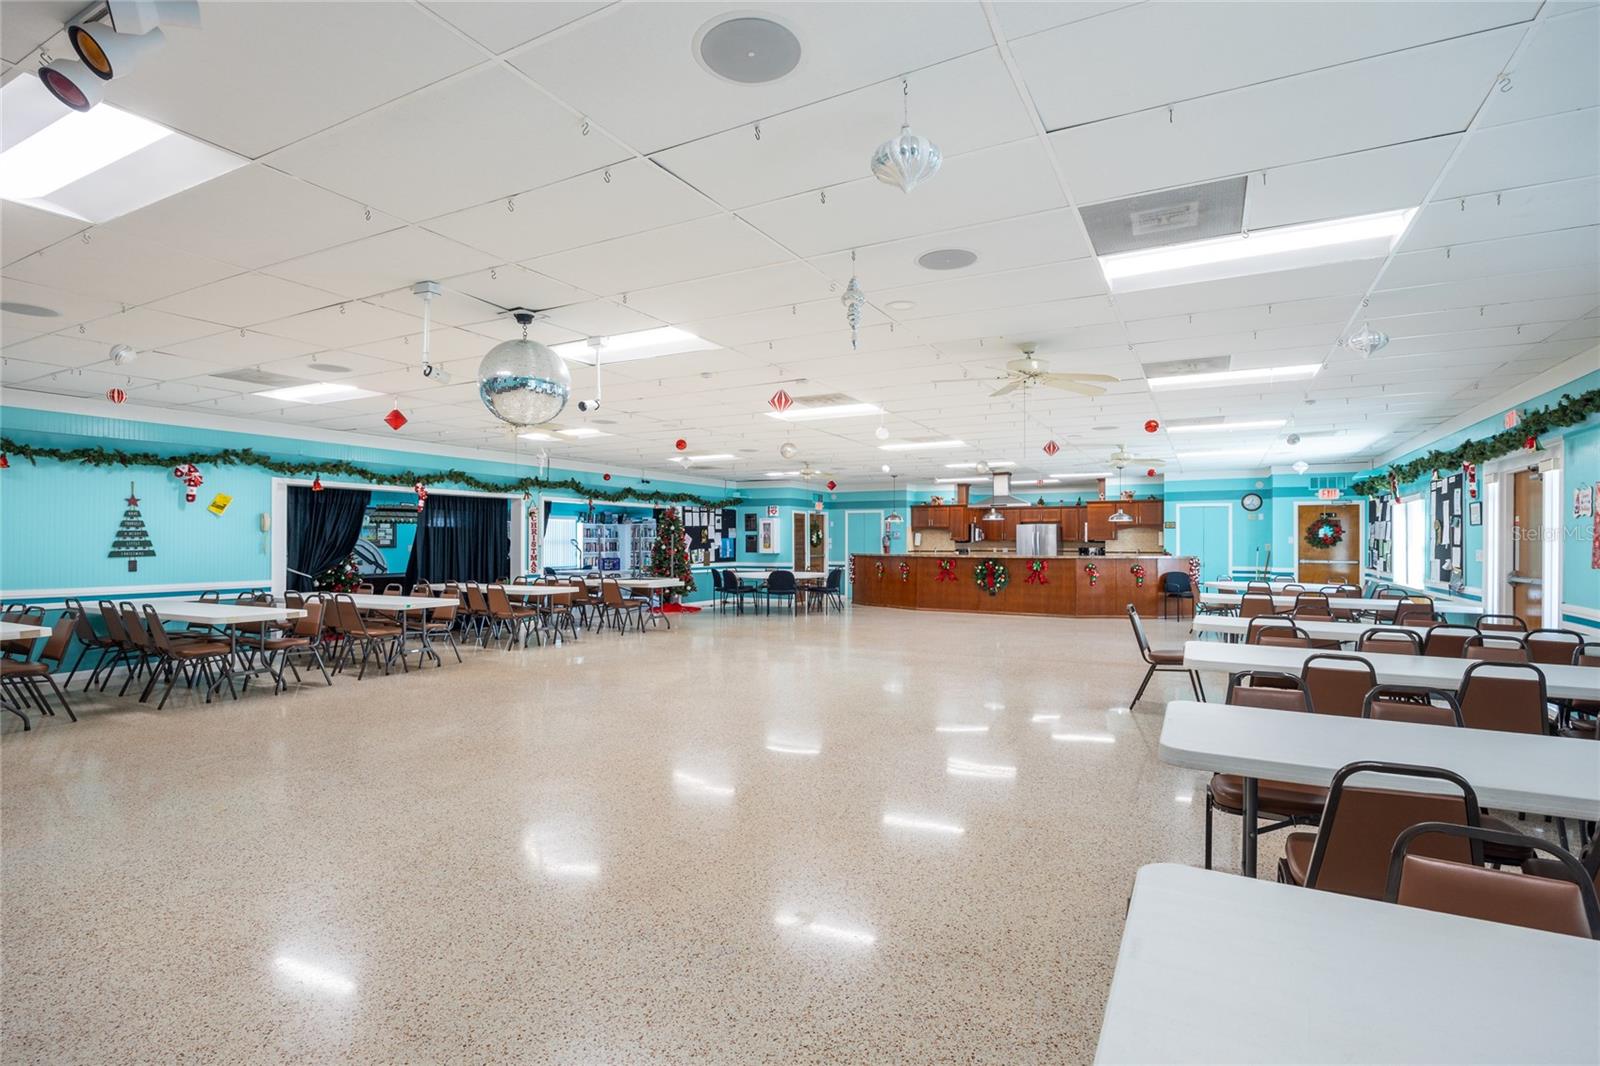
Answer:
1059, 506, 1084, 541
1134, 499, 1164, 527
1085, 502, 1119, 540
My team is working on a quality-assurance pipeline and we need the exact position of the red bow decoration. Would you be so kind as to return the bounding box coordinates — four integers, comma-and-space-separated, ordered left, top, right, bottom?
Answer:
935, 559, 957, 582
1025, 559, 1048, 584
414, 481, 428, 512
1523, 434, 1538, 451
172, 462, 203, 503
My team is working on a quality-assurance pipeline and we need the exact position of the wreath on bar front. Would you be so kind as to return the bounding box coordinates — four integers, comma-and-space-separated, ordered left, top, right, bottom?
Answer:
1305, 514, 1345, 549
974, 559, 1009, 595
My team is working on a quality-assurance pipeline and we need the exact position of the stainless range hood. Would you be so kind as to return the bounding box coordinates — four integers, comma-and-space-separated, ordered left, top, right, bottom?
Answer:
979, 472, 1031, 520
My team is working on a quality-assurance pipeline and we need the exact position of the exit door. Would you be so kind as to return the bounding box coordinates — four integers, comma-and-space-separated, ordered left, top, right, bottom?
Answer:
1510, 469, 1544, 625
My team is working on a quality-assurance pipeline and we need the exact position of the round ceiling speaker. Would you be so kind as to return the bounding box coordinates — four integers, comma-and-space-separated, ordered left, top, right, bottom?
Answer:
696, 16, 801, 84
916, 249, 978, 271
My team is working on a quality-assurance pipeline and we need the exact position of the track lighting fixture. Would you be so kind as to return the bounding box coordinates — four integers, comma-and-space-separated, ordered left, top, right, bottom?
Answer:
38, 60, 104, 112
69, 23, 167, 81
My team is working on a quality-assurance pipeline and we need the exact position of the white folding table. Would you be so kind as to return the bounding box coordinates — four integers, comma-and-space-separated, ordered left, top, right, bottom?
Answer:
1159, 699, 1600, 875
1197, 591, 1484, 617
0, 620, 51, 641
1191, 615, 1437, 644
1096, 863, 1600, 1064
1204, 579, 1360, 593
1182, 639, 1600, 701
334, 593, 461, 667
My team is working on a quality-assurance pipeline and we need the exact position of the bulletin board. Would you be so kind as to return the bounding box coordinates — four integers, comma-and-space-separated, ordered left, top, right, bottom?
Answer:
1365, 495, 1391, 575
1429, 473, 1464, 584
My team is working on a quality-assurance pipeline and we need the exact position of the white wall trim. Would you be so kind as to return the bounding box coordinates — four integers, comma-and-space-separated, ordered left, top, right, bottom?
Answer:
1378, 346, 1600, 465
4, 579, 265, 605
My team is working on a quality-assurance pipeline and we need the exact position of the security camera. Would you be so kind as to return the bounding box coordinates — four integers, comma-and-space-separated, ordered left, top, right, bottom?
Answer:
421, 362, 452, 384
577, 398, 601, 412
109, 343, 137, 366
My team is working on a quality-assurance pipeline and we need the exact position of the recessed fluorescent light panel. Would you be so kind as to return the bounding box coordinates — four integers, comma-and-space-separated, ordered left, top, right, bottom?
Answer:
1176, 448, 1270, 460
550, 327, 717, 365
671, 453, 737, 463
557, 427, 610, 438
765, 402, 881, 422
0, 77, 244, 223
945, 461, 1014, 469
1099, 208, 1414, 293
1165, 419, 1288, 433
1147, 364, 1320, 391
880, 439, 965, 452
517, 431, 555, 442
253, 382, 379, 405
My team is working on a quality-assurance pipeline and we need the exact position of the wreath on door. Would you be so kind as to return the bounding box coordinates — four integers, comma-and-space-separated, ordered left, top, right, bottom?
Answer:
1304, 514, 1345, 549
809, 526, 824, 547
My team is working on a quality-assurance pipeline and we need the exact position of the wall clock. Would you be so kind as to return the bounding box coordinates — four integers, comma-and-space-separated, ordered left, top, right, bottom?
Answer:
1240, 492, 1264, 512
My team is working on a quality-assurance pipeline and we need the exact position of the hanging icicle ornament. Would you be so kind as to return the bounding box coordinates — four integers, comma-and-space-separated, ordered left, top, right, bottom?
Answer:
841, 249, 865, 350
871, 79, 942, 193
1342, 322, 1390, 357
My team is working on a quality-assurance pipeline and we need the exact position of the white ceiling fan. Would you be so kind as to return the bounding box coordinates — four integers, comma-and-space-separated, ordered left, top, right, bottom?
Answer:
1108, 443, 1166, 470
933, 344, 1120, 398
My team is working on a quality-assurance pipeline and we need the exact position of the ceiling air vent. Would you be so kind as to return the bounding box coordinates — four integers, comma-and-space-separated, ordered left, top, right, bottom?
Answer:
1163, 415, 1227, 430
1139, 356, 1231, 380
1080, 176, 1246, 257
208, 368, 311, 388
790, 392, 859, 409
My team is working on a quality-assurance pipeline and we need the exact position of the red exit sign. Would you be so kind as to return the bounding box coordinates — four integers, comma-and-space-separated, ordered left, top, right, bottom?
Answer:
1316, 488, 1342, 500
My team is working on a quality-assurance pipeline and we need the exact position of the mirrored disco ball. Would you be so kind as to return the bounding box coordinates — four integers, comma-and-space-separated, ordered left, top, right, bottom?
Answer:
478, 339, 571, 426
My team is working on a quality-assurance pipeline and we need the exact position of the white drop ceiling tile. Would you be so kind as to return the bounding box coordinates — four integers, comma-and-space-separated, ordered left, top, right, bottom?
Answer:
907, 294, 1121, 345
653, 49, 1033, 209
442, 266, 596, 317
257, 300, 422, 349
101, 164, 399, 271
681, 299, 889, 350
510, 2, 992, 154
1112, 259, 1383, 321
1134, 324, 1342, 363
878, 261, 1108, 321
1124, 295, 1355, 344
996, 2, 1140, 40
1052, 27, 1523, 203
0, 357, 62, 386
354, 326, 502, 367
1547, 317, 1600, 342
1403, 178, 1600, 249
1380, 226, 1599, 289
741, 140, 1067, 258
421, 2, 608, 52
1368, 266, 1600, 317
625, 262, 835, 322
1375, 323, 1571, 357
1244, 137, 1459, 230
0, 279, 122, 334
1, 202, 87, 266
77, 307, 225, 350
162, 329, 320, 370
808, 209, 1092, 289
1378, 296, 1598, 337
4, 229, 239, 306
1479, 5, 1600, 127
267, 65, 630, 221
0, 332, 117, 371
261, 227, 500, 301
117, 347, 227, 381
461, 317, 586, 346
1016, 2, 1533, 129
1437, 108, 1600, 197
9, 365, 154, 399
526, 215, 787, 296
530, 300, 663, 338
100, 2, 484, 157
424, 158, 715, 261
254, 351, 407, 383
149, 273, 342, 329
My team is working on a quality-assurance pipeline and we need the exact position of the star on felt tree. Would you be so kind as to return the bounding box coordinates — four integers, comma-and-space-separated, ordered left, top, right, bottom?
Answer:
108, 482, 157, 572
648, 506, 695, 595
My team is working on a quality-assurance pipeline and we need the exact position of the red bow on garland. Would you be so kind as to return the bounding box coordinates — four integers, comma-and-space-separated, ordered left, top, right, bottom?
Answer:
935, 559, 956, 582
1025, 559, 1048, 584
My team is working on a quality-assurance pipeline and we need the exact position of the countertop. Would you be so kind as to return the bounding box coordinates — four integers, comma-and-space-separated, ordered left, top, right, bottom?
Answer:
899, 551, 1173, 559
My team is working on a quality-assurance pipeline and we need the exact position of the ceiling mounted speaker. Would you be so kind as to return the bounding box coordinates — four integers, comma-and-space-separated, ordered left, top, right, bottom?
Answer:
696, 16, 801, 84
69, 23, 166, 80
37, 60, 105, 111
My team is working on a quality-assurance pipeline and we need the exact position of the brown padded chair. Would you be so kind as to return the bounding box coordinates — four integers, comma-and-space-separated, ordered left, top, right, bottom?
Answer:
1356, 627, 1422, 655
1291, 591, 1334, 619
140, 605, 235, 709
1457, 660, 1548, 735
1278, 761, 1480, 900
241, 599, 332, 692
327, 594, 404, 678
1387, 823, 1600, 939
1526, 628, 1583, 667
1251, 621, 1312, 648
1475, 613, 1529, 635
1125, 605, 1204, 704
1239, 592, 1277, 620
1525, 833, 1600, 896
1422, 624, 1477, 658
1245, 581, 1273, 594
1362, 686, 1464, 727
1302, 653, 1377, 717
1204, 671, 1326, 870
1463, 633, 1529, 663
1558, 642, 1599, 739
0, 612, 80, 728
1392, 600, 1437, 627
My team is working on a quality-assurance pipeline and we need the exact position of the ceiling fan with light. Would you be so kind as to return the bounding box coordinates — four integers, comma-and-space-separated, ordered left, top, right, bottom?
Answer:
1108, 443, 1166, 470
932, 344, 1120, 397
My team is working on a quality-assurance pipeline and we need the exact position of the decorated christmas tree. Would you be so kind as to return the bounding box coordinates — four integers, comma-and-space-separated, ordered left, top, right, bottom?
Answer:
315, 553, 362, 592
649, 506, 695, 594
107, 482, 157, 572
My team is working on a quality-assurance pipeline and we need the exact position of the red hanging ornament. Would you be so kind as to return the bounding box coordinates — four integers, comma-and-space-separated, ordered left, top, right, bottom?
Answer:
1462, 462, 1477, 499
1144, 419, 1160, 433
311, 475, 324, 492
384, 408, 408, 431
1145, 468, 1156, 478
1042, 439, 1060, 456
1524, 434, 1537, 450
0, 454, 9, 469
414, 481, 428, 512
768, 389, 793, 414
674, 439, 687, 451
603, 473, 612, 481
826, 480, 836, 491
106, 387, 126, 404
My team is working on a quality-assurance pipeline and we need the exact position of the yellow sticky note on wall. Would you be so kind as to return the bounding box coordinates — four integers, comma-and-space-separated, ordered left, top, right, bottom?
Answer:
208, 493, 233, 516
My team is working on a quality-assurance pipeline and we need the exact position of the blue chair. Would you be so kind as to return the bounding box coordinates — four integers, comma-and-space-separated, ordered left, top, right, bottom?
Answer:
806, 567, 844, 613
1159, 570, 1194, 620
764, 570, 798, 614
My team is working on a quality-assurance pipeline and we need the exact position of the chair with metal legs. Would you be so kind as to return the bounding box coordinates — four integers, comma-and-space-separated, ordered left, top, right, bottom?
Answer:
1126, 605, 1204, 705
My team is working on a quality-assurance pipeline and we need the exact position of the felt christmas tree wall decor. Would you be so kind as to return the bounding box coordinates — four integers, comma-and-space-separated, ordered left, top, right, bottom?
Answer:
108, 482, 157, 572
649, 506, 695, 595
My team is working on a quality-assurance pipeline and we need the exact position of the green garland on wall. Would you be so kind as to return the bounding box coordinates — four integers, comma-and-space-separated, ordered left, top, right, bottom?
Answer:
0, 437, 745, 508
1348, 388, 1599, 498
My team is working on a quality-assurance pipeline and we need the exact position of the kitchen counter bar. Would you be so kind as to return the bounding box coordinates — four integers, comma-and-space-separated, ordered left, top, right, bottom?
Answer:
850, 554, 1189, 617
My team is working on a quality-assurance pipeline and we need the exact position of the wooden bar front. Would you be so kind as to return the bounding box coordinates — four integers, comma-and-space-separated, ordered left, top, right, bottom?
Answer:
850, 554, 1190, 617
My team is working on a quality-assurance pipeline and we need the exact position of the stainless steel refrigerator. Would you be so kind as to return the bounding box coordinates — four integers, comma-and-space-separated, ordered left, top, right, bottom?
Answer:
1016, 522, 1059, 557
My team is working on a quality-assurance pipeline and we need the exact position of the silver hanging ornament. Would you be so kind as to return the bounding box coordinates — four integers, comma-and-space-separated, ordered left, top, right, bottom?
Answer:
841, 249, 865, 350
871, 79, 942, 193
478, 311, 570, 426
1341, 322, 1389, 357
779, 442, 799, 460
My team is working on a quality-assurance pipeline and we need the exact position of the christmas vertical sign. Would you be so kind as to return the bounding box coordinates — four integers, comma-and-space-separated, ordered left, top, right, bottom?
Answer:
109, 482, 157, 572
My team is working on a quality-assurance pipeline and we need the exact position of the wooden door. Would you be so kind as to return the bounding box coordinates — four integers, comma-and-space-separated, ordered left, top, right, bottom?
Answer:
1297, 502, 1361, 585
1510, 469, 1544, 624
792, 513, 806, 571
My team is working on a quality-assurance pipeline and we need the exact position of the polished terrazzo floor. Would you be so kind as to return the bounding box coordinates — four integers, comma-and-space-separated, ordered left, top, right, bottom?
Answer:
4, 606, 1269, 1064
